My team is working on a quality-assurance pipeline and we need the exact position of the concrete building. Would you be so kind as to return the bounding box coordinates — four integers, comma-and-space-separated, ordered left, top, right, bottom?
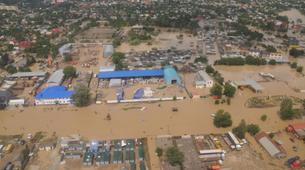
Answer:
194, 70, 213, 88
35, 86, 74, 105
7, 71, 47, 79
255, 132, 286, 158
232, 79, 263, 93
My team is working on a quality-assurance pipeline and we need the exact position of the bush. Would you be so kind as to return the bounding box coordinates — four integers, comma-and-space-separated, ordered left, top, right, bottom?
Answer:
166, 147, 184, 167
260, 114, 267, 121
247, 124, 260, 136
156, 147, 163, 157
290, 62, 298, 68
268, 59, 276, 65
6, 65, 17, 74
290, 48, 304, 58
215, 100, 220, 105
213, 110, 232, 128
64, 55, 72, 62
226, 98, 231, 105
297, 66, 303, 73
232, 119, 247, 139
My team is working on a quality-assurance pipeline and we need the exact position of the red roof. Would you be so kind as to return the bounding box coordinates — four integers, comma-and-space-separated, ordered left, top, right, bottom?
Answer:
19, 41, 32, 49
289, 123, 305, 130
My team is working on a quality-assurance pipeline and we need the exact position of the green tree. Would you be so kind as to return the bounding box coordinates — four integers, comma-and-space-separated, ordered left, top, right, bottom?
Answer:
279, 98, 295, 120
63, 66, 76, 78
156, 147, 163, 157
290, 48, 304, 58
6, 64, 17, 74
210, 83, 223, 97
232, 119, 247, 139
268, 59, 276, 65
223, 82, 236, 97
205, 65, 215, 74
291, 62, 298, 68
166, 147, 184, 167
297, 66, 303, 73
112, 52, 125, 70
213, 110, 232, 128
72, 85, 91, 107
64, 55, 72, 62
247, 124, 260, 136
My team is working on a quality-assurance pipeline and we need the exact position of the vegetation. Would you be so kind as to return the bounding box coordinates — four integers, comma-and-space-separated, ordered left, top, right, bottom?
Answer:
260, 114, 267, 121
213, 110, 232, 128
194, 56, 208, 63
210, 83, 223, 97
6, 65, 17, 74
72, 85, 91, 107
290, 62, 298, 69
268, 59, 276, 65
215, 56, 267, 66
63, 66, 76, 78
156, 147, 163, 157
279, 98, 295, 120
112, 52, 125, 70
205, 65, 215, 74
232, 119, 247, 139
64, 55, 73, 62
166, 147, 184, 167
247, 124, 260, 136
290, 48, 304, 58
297, 66, 303, 73
223, 82, 236, 97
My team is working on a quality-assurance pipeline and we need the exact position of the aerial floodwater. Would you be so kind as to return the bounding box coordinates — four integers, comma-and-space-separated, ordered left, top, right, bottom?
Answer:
2, 0, 305, 170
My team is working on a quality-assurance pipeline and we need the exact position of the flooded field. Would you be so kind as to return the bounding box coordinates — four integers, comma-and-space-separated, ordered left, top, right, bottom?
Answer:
116, 28, 197, 53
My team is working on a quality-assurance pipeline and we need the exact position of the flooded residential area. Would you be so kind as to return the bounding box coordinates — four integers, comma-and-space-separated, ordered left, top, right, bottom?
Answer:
2, 0, 305, 170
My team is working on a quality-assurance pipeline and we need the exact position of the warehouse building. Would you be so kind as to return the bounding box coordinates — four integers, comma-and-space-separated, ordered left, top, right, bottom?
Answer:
35, 86, 74, 105
97, 66, 181, 85
103, 44, 114, 58
194, 70, 213, 88
232, 79, 263, 93
164, 66, 181, 85
255, 132, 286, 158
7, 71, 47, 79
47, 69, 64, 87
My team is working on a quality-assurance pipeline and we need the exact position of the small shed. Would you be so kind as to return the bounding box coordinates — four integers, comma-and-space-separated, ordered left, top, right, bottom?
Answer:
109, 79, 122, 87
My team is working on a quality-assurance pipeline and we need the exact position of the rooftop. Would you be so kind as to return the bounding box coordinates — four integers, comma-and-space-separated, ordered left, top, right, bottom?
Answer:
35, 86, 74, 100
97, 69, 164, 79
7, 71, 47, 78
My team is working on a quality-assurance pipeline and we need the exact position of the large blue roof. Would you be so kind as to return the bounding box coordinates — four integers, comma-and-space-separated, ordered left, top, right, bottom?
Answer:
97, 69, 164, 79
35, 86, 74, 100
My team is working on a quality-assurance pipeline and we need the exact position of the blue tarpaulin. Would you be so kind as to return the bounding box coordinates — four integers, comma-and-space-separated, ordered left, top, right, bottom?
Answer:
133, 88, 144, 99
97, 69, 164, 79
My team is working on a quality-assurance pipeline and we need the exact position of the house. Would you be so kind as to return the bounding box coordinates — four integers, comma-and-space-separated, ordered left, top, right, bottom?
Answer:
287, 123, 305, 139
35, 86, 74, 105
194, 70, 213, 88
255, 132, 286, 158
47, 69, 64, 87
268, 53, 289, 63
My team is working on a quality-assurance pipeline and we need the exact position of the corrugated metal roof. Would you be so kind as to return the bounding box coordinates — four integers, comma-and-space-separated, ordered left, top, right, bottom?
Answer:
234, 79, 263, 91
35, 86, 74, 99
196, 70, 212, 82
164, 66, 181, 85
47, 69, 64, 85
258, 137, 280, 157
97, 69, 164, 79
8, 71, 47, 78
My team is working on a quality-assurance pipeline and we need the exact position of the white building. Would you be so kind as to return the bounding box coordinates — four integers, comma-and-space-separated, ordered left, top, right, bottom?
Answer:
194, 71, 214, 88
268, 53, 289, 63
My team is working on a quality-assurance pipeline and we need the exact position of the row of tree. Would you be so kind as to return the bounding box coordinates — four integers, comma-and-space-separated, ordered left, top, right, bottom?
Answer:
215, 56, 269, 66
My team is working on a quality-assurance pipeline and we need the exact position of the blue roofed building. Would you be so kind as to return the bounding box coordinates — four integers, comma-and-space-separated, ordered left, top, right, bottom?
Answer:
97, 69, 164, 79
164, 66, 181, 85
35, 86, 74, 105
